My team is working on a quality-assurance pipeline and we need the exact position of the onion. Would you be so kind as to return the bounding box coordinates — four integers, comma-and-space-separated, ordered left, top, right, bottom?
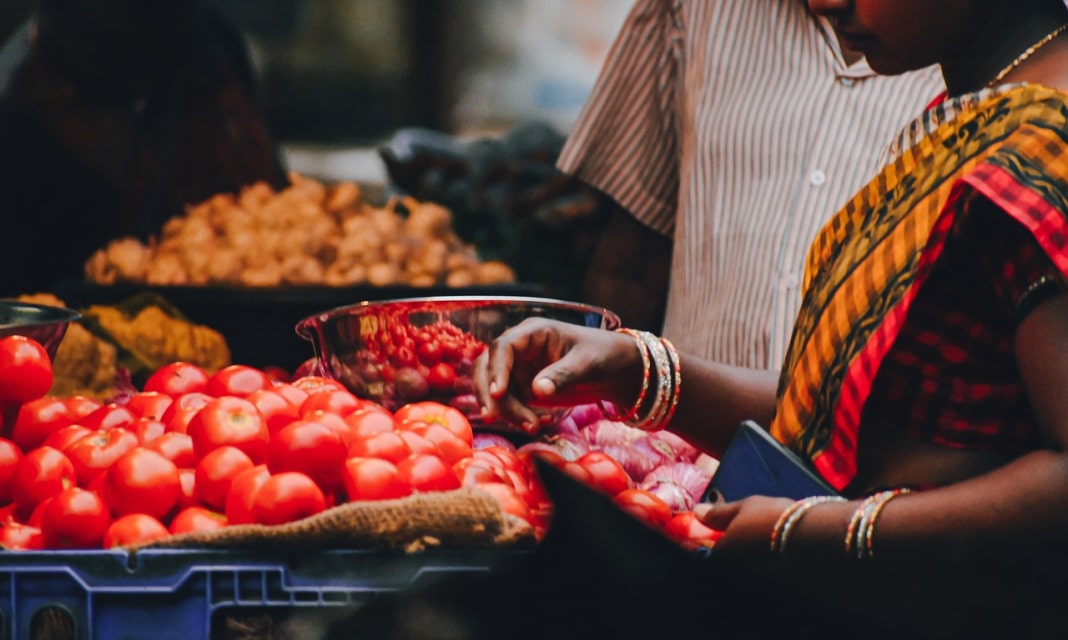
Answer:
639, 462, 714, 505
643, 481, 695, 513
549, 403, 606, 436
548, 432, 591, 461
645, 430, 700, 462
472, 432, 516, 451
597, 443, 663, 483
581, 419, 645, 448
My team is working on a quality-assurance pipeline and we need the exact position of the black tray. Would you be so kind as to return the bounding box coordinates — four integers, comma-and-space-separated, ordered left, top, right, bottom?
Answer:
55, 281, 548, 372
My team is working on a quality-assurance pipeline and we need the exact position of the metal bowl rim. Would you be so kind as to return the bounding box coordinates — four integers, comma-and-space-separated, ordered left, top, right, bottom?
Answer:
0, 300, 82, 329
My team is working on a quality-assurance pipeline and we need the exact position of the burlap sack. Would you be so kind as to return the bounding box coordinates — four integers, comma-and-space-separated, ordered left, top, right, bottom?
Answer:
141, 487, 537, 553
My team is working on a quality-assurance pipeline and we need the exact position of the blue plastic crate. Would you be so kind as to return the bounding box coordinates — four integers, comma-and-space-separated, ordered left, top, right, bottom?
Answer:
0, 548, 524, 639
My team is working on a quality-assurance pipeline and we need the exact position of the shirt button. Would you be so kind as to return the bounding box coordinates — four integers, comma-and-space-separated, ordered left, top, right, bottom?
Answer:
784, 272, 801, 289
809, 170, 826, 187
839, 77, 856, 88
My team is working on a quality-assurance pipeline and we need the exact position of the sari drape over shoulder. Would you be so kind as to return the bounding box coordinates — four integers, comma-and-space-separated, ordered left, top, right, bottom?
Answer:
770, 85, 1068, 491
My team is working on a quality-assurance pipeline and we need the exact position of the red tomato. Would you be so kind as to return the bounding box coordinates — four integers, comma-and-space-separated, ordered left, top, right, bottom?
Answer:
396, 453, 460, 493
271, 382, 310, 410
80, 403, 138, 432
344, 408, 396, 440
101, 447, 181, 520
41, 487, 111, 549
613, 488, 673, 530
575, 451, 632, 497
161, 391, 214, 434
43, 424, 92, 452
475, 481, 532, 523
0, 438, 21, 505
393, 401, 472, 444
300, 389, 362, 417
195, 446, 254, 510
64, 396, 103, 421
407, 422, 472, 465
251, 472, 327, 525
342, 457, 411, 501
426, 362, 457, 392
10, 397, 73, 451
131, 418, 167, 445
169, 505, 227, 535
103, 513, 170, 548
246, 388, 301, 435
290, 375, 346, 396
206, 364, 274, 398
453, 457, 502, 487
65, 427, 139, 487
186, 396, 269, 463
0, 517, 43, 550
0, 335, 53, 407
398, 430, 436, 456
416, 340, 442, 365
177, 467, 198, 509
225, 464, 270, 525
124, 392, 174, 421
662, 511, 724, 550
261, 366, 292, 384
267, 420, 347, 493
144, 361, 210, 396
11, 446, 75, 515
301, 409, 358, 448
558, 461, 593, 486
143, 432, 196, 468
348, 431, 412, 464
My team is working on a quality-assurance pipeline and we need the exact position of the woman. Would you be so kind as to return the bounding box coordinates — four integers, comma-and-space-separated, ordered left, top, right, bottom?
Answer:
476, 0, 1068, 577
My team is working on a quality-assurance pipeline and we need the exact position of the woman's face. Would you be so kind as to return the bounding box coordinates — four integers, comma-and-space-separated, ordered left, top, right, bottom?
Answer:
807, 0, 988, 75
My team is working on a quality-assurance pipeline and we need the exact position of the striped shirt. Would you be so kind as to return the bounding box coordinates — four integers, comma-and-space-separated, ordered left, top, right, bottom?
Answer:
557, 0, 946, 369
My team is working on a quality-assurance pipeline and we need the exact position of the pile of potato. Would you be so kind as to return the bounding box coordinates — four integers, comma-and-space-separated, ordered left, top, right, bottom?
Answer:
84, 173, 516, 288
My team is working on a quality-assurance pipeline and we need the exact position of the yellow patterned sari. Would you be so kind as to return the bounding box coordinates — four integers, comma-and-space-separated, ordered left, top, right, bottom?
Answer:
769, 84, 1068, 490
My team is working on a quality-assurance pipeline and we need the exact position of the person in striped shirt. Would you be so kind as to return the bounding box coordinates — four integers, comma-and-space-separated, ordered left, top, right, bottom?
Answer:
562, 0, 945, 370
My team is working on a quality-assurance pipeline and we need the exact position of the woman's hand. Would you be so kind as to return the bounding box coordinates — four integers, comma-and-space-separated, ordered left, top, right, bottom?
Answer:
694, 495, 793, 557
473, 318, 643, 433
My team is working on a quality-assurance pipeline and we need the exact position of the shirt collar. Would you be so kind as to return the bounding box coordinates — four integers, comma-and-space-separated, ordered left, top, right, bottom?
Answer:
813, 14, 876, 79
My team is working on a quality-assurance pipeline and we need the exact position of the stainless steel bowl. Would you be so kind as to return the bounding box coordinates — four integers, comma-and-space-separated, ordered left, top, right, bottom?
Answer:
295, 296, 621, 418
0, 300, 81, 359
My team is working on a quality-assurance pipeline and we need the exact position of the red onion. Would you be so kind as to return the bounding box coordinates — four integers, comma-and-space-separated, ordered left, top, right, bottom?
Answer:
645, 430, 700, 462
581, 419, 645, 448
548, 432, 591, 461
597, 443, 664, 483
639, 462, 713, 506
549, 403, 606, 436
472, 432, 517, 451
644, 481, 694, 513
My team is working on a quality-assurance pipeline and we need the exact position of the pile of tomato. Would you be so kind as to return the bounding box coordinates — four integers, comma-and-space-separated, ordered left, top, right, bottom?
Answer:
0, 334, 719, 552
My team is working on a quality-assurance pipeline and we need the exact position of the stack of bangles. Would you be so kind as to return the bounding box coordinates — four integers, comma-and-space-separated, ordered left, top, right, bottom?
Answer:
598, 328, 681, 431
769, 488, 913, 558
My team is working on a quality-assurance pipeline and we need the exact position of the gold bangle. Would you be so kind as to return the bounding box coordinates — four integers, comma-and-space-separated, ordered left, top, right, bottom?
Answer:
861, 488, 912, 560
843, 493, 884, 558
774, 495, 846, 555
659, 337, 682, 428
632, 331, 672, 431
599, 328, 650, 422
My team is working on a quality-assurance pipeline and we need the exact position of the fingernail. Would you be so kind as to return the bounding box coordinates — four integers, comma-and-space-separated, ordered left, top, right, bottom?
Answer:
489, 381, 499, 395
693, 504, 711, 519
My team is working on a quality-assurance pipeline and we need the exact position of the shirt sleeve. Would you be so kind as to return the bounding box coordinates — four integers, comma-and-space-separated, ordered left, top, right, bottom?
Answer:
555, 0, 682, 236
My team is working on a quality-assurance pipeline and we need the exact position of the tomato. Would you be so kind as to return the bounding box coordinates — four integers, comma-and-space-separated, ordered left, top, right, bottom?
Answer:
64, 396, 103, 421
177, 467, 198, 509
195, 445, 254, 510
348, 431, 412, 464
396, 453, 460, 493
416, 340, 442, 365
206, 364, 273, 398
12, 446, 75, 515
169, 505, 227, 535
475, 481, 532, 523
143, 432, 196, 468
161, 391, 214, 434
80, 403, 138, 432
0, 517, 43, 550
144, 361, 210, 396
393, 402, 472, 444
103, 513, 170, 548
0, 438, 21, 505
342, 457, 411, 502
290, 375, 346, 396
662, 511, 724, 550
271, 382, 310, 410
10, 397, 73, 451
300, 389, 362, 417
131, 418, 166, 445
251, 472, 327, 525
301, 409, 357, 448
344, 407, 396, 440
246, 388, 301, 435
558, 460, 593, 486
613, 488, 673, 530
261, 366, 292, 384
124, 392, 174, 421
575, 451, 632, 497
101, 447, 181, 520
426, 362, 457, 392
225, 464, 270, 525
453, 457, 503, 487
267, 420, 347, 493
43, 424, 92, 452
0, 335, 53, 407
41, 487, 111, 549
65, 427, 139, 487
407, 422, 472, 465
186, 396, 269, 463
